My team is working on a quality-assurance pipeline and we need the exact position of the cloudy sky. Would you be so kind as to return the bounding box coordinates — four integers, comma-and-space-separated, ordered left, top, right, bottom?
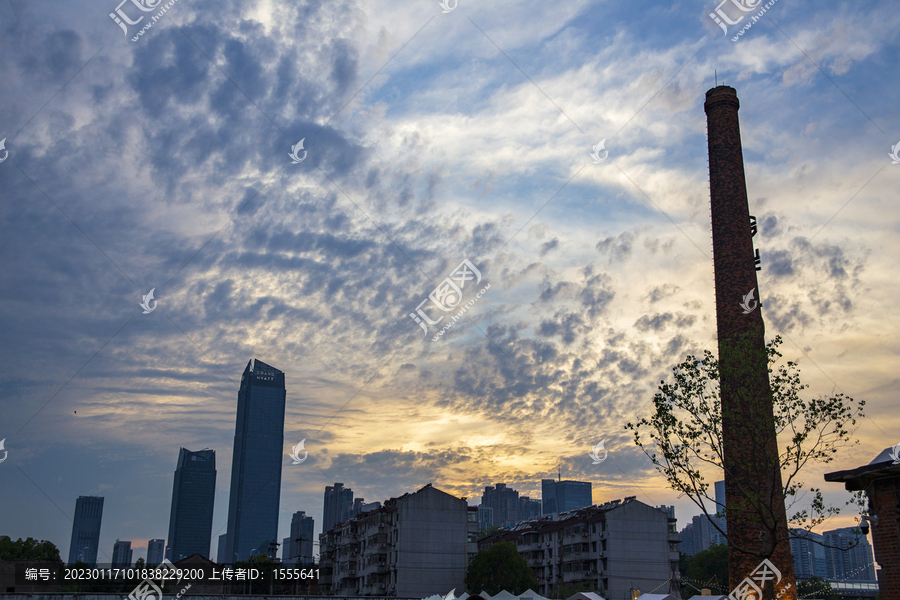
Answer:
1, 0, 897, 568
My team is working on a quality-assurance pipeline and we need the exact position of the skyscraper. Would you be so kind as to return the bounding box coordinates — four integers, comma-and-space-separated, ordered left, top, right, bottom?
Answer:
282, 511, 315, 563
789, 529, 826, 580
217, 534, 228, 564
111, 540, 132, 568
224, 359, 287, 561
541, 479, 592, 516
147, 539, 165, 566
481, 483, 519, 528
67, 496, 104, 566
322, 483, 354, 533
518, 496, 542, 522
166, 447, 216, 561
823, 528, 876, 580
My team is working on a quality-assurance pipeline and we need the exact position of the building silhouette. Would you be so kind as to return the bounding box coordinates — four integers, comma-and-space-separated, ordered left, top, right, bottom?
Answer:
481, 483, 520, 528
322, 483, 354, 533
223, 359, 287, 561
147, 539, 165, 566
282, 511, 315, 563
789, 529, 826, 580
67, 496, 104, 566
216, 534, 227, 564
166, 447, 216, 561
823, 527, 876, 581
111, 540, 132, 569
518, 496, 542, 522
541, 479, 592, 516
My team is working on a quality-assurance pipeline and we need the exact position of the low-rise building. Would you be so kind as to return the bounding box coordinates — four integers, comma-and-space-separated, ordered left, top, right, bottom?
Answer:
478, 497, 680, 600
318, 483, 479, 597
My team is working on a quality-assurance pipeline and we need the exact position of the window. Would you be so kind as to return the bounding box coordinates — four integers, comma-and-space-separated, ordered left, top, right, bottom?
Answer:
467, 512, 477, 522
467, 533, 477, 543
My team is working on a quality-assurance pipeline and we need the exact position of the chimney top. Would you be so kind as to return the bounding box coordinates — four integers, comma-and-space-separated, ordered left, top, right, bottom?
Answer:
705, 85, 739, 111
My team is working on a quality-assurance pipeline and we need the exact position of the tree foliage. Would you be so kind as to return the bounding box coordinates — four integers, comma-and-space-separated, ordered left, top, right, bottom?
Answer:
465, 541, 538, 596
680, 544, 728, 597
0, 536, 61, 561
625, 336, 867, 558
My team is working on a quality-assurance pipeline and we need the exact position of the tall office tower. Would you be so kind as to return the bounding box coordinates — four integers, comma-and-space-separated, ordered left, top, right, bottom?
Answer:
283, 511, 315, 563
481, 483, 519, 528
146, 539, 165, 566
477, 505, 493, 532
541, 479, 592, 516
705, 85, 795, 593
111, 540, 133, 568
165, 447, 216, 561
67, 496, 104, 565
789, 529, 826, 580
823, 528, 876, 581
714, 480, 726, 512
518, 496, 542, 522
323, 483, 354, 533
217, 534, 228, 564
223, 359, 287, 562
712, 480, 728, 546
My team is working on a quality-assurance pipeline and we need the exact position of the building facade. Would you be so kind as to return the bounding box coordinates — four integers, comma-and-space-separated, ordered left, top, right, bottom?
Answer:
480, 498, 680, 600
216, 534, 228, 564
823, 527, 876, 581
481, 483, 520, 528
323, 483, 355, 534
788, 529, 826, 580
678, 513, 726, 557
67, 496, 104, 566
318, 484, 478, 597
283, 511, 316, 563
518, 496, 542, 522
166, 447, 216, 561
541, 479, 592, 516
224, 359, 287, 561
147, 539, 165, 566
111, 540, 132, 569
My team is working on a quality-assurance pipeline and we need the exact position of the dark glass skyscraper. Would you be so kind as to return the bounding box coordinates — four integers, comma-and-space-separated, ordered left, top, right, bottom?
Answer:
224, 359, 286, 561
67, 496, 104, 565
166, 448, 216, 561
322, 483, 354, 534
541, 479, 592, 515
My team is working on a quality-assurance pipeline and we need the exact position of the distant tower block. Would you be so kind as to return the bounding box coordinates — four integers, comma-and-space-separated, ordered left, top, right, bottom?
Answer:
705, 85, 796, 597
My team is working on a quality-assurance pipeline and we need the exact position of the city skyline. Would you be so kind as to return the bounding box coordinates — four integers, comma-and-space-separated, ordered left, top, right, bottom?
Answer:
1, 0, 896, 578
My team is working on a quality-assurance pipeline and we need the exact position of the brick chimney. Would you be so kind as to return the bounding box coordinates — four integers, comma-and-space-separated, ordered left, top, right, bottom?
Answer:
705, 86, 796, 598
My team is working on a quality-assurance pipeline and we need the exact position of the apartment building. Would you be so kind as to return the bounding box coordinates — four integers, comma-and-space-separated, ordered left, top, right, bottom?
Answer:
318, 483, 479, 597
478, 497, 681, 600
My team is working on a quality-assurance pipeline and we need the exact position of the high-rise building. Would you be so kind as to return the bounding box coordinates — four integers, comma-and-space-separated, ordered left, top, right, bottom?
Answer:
283, 511, 315, 563
679, 512, 726, 557
217, 534, 228, 564
541, 479, 592, 516
67, 496, 104, 566
789, 529, 826, 580
111, 540, 133, 569
477, 505, 494, 532
147, 539, 165, 566
166, 447, 216, 561
714, 480, 726, 512
322, 483, 354, 533
481, 483, 519, 528
518, 496, 542, 522
223, 359, 287, 562
823, 528, 876, 581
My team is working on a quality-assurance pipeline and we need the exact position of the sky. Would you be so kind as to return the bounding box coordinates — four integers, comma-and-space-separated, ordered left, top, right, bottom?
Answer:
0, 0, 898, 569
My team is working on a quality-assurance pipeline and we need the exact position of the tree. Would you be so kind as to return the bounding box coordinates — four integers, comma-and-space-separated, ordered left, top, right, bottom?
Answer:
465, 541, 538, 596
625, 336, 867, 562
477, 526, 499, 541
680, 545, 728, 597
0, 536, 61, 561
